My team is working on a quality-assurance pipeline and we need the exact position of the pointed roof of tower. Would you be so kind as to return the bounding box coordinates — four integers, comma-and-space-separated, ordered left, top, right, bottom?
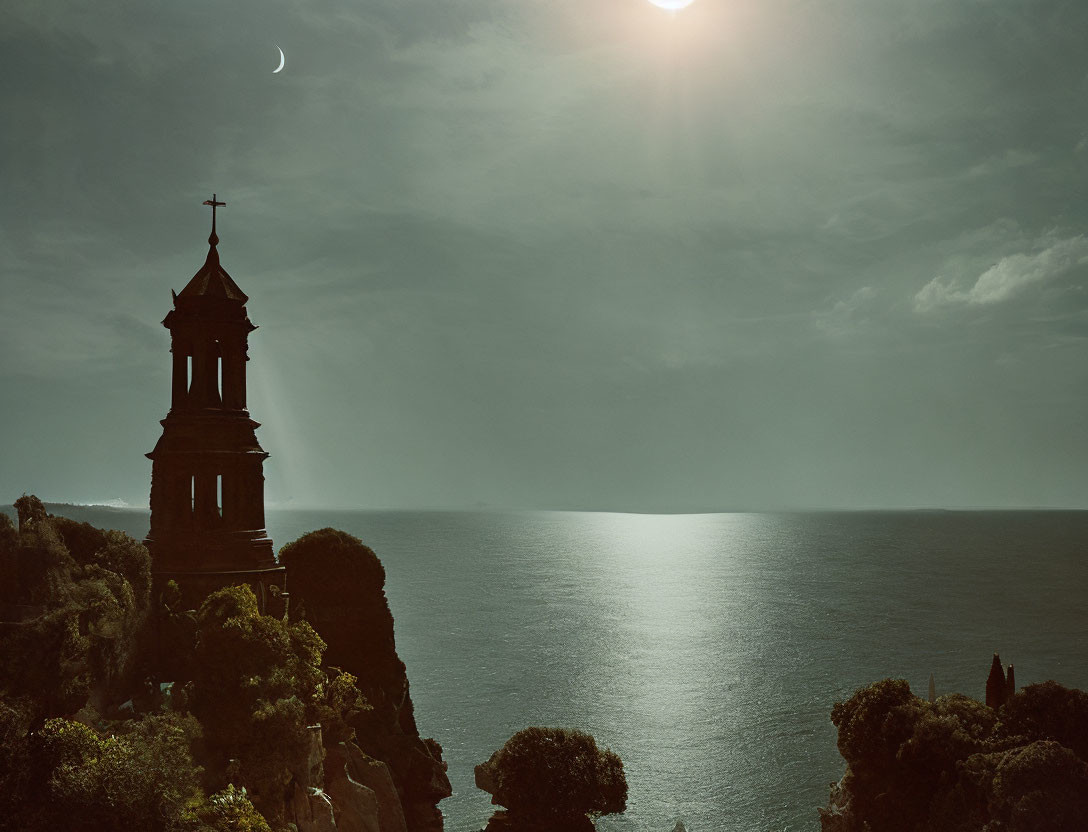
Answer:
176, 194, 249, 304
177, 239, 249, 303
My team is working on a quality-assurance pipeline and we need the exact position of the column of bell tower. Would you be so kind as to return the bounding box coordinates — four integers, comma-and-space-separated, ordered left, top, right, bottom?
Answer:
145, 196, 286, 616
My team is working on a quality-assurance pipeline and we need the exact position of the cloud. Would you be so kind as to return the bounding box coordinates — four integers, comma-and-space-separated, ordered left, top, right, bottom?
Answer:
814, 286, 879, 337
965, 149, 1039, 178
914, 235, 1088, 312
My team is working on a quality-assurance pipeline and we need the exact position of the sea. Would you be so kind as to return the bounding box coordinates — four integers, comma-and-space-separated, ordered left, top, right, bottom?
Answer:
10, 507, 1088, 832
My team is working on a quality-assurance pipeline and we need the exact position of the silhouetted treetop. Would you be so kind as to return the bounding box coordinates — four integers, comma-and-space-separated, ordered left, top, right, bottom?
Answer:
1001, 681, 1088, 761
476, 726, 627, 827
279, 527, 386, 597
823, 677, 1088, 832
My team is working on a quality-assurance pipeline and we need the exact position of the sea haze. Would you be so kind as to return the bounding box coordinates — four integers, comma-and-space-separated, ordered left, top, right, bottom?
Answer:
19, 507, 1088, 832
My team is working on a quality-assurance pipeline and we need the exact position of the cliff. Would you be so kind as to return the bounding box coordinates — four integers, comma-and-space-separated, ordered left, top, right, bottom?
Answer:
280, 528, 452, 831
0, 498, 449, 832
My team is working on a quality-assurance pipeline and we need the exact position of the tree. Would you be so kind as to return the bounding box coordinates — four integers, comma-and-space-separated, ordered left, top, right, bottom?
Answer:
476, 727, 627, 827
824, 678, 1088, 832
1000, 681, 1088, 761
0, 500, 152, 716
0, 514, 18, 605
188, 584, 360, 816
34, 713, 204, 832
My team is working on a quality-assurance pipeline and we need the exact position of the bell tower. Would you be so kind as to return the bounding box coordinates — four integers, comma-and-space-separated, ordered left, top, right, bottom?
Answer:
145, 195, 285, 615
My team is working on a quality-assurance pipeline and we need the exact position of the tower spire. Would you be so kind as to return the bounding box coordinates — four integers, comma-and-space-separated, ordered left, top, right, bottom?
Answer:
202, 193, 226, 246
145, 196, 283, 619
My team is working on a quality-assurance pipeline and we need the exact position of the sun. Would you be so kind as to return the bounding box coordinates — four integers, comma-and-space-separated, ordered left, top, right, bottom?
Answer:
647, 0, 696, 9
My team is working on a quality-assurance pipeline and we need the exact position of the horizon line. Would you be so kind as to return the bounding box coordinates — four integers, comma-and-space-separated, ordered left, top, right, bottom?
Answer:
3, 500, 1087, 516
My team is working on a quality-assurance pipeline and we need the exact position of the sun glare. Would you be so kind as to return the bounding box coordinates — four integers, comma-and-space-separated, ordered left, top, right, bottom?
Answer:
648, 0, 697, 10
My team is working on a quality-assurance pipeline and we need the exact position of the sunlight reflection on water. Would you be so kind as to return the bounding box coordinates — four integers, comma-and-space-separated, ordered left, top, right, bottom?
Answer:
35, 506, 1088, 832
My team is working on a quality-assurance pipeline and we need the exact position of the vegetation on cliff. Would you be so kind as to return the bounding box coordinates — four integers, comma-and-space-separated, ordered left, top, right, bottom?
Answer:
0, 498, 152, 719
822, 677, 1088, 831
0, 498, 447, 832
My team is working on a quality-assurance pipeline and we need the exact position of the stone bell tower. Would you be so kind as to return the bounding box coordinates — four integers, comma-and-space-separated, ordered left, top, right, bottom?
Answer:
145, 195, 285, 615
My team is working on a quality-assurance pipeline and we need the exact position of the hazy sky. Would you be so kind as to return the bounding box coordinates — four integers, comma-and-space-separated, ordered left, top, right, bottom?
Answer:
3, 0, 1088, 510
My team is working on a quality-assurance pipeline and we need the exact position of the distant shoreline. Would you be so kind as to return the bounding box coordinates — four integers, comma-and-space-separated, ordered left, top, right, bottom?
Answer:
1, 501, 1085, 517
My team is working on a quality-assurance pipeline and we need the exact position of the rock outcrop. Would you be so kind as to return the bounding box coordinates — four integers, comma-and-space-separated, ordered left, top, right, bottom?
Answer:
324, 744, 382, 832
280, 529, 452, 831
288, 725, 335, 832
282, 714, 430, 832
817, 771, 857, 832
328, 741, 406, 832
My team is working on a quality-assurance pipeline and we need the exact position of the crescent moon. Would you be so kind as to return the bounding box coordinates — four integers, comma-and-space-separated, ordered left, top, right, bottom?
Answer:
273, 45, 285, 74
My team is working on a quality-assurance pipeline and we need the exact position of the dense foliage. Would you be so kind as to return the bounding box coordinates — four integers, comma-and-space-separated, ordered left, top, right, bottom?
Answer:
0, 499, 373, 832
480, 726, 627, 826
823, 678, 1088, 832
189, 583, 367, 813
0, 497, 152, 719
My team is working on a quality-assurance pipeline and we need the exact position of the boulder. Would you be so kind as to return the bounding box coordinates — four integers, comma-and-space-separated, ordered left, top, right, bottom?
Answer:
290, 780, 338, 832
817, 770, 862, 832
335, 741, 408, 832
474, 750, 503, 805
292, 724, 326, 788
324, 743, 382, 832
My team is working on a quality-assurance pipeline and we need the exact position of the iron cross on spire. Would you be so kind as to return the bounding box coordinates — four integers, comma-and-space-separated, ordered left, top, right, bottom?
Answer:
202, 193, 226, 244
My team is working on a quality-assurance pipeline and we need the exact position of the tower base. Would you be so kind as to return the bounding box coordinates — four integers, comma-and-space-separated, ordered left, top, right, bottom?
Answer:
153, 564, 287, 619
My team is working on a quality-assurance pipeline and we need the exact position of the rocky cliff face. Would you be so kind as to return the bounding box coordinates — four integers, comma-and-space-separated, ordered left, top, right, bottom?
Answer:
280, 528, 452, 831
285, 725, 417, 832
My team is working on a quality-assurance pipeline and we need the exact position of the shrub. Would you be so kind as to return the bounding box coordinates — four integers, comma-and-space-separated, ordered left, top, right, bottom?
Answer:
50, 516, 108, 568
196, 784, 271, 832
279, 528, 386, 600
987, 740, 1088, 827
313, 669, 370, 744
478, 727, 627, 825
190, 585, 328, 811
0, 501, 152, 715
1000, 681, 1088, 761
36, 713, 203, 832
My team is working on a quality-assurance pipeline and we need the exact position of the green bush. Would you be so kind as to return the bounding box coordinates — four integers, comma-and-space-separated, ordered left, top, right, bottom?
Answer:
0, 698, 33, 822
190, 585, 329, 812
0, 500, 152, 716
196, 784, 271, 832
313, 669, 370, 744
482, 727, 627, 824
36, 713, 204, 832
